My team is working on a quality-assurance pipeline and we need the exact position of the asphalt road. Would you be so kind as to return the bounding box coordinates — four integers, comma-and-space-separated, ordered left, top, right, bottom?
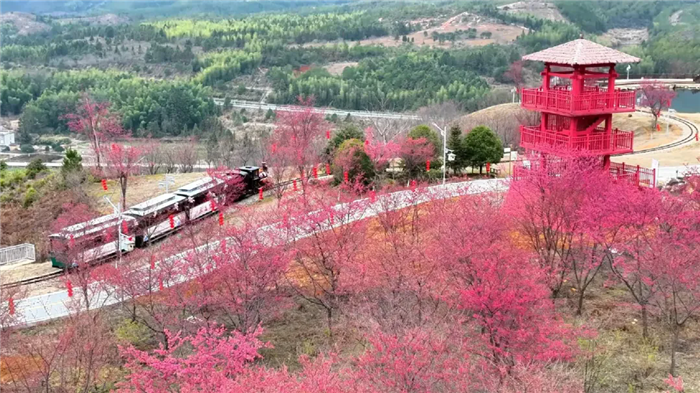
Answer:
214, 98, 421, 120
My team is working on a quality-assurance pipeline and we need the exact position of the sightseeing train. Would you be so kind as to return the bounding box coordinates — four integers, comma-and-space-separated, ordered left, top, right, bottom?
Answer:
49, 166, 266, 269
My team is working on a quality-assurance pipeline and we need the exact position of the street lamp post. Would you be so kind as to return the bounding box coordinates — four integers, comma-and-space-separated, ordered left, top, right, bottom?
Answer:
103, 196, 123, 267
432, 123, 447, 186
626, 65, 631, 80
159, 174, 176, 193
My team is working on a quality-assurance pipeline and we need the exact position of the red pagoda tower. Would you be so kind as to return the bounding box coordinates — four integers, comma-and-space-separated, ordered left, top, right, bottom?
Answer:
518, 38, 642, 172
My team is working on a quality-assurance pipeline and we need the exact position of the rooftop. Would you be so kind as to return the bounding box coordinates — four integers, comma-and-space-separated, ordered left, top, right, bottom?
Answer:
522, 38, 641, 66
125, 193, 186, 217
175, 177, 222, 198
50, 214, 137, 239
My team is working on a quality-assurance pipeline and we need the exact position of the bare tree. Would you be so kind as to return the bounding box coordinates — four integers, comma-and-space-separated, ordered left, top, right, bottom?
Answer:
218, 131, 237, 169
367, 117, 412, 144
161, 144, 178, 174
235, 132, 258, 166
175, 140, 198, 173
144, 139, 163, 175
417, 101, 463, 132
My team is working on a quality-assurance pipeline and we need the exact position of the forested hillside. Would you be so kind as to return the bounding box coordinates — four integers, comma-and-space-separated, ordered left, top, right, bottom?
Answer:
2, 0, 698, 139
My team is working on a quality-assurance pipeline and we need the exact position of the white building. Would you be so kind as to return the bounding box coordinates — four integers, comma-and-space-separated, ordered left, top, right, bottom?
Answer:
0, 131, 15, 147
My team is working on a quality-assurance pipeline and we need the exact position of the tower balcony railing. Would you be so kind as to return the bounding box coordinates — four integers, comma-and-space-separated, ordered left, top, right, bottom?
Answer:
519, 125, 634, 155
609, 162, 656, 188
520, 87, 636, 115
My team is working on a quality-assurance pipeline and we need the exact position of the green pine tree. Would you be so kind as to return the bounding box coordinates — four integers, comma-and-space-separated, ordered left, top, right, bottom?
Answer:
446, 125, 465, 175
61, 148, 83, 178
462, 125, 503, 174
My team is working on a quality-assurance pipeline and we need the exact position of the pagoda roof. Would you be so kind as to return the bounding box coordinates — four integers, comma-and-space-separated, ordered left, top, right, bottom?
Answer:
522, 38, 640, 66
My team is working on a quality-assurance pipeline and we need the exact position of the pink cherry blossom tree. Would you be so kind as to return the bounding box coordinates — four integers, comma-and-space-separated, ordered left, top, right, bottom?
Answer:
639, 81, 676, 129
64, 95, 126, 172
118, 324, 268, 392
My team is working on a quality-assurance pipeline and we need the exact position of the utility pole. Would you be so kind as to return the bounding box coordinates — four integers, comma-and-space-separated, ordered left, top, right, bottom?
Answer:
432, 123, 447, 186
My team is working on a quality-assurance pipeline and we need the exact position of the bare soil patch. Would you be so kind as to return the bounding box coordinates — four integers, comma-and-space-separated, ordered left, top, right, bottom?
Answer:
0, 12, 50, 35
302, 13, 525, 49
324, 61, 358, 76
497, 1, 568, 22
601, 28, 649, 47
55, 13, 129, 26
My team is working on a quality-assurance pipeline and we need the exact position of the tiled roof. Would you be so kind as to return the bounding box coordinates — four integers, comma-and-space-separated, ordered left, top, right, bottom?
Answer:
522, 39, 641, 65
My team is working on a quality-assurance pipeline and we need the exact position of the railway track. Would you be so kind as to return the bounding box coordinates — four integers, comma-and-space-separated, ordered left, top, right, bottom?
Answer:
2, 271, 63, 289
615, 112, 699, 157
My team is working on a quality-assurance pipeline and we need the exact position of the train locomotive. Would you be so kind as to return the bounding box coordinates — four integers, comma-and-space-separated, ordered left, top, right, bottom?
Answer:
49, 166, 266, 269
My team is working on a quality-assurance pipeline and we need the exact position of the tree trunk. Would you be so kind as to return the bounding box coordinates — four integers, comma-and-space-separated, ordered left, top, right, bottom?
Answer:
120, 175, 128, 212
577, 289, 585, 316
326, 307, 333, 343
670, 326, 679, 376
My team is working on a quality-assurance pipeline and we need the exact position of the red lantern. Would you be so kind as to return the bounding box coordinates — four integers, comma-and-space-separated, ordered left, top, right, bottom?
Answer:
121, 220, 128, 234
158, 277, 164, 291
101, 179, 108, 190
426, 160, 431, 171
8, 298, 14, 315
326, 130, 331, 140
326, 163, 331, 175
169, 215, 175, 229
271, 143, 277, 153
656, 123, 661, 132
150, 255, 156, 270
259, 187, 264, 200
343, 171, 349, 183
410, 180, 417, 191
486, 162, 491, 173
293, 179, 298, 191
210, 200, 216, 211
218, 211, 224, 226
66, 280, 73, 297
370, 190, 376, 203
364, 139, 369, 147
313, 166, 318, 179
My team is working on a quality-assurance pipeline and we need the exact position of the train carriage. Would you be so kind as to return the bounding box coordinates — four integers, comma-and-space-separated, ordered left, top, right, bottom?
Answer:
49, 214, 137, 268
49, 164, 270, 270
175, 177, 225, 222
124, 193, 187, 247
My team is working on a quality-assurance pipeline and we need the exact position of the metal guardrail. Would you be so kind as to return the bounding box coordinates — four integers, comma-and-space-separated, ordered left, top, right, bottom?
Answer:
0, 244, 36, 266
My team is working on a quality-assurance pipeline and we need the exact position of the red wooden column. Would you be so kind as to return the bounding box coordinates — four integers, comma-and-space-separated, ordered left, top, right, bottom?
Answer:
540, 64, 551, 134
607, 64, 617, 109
